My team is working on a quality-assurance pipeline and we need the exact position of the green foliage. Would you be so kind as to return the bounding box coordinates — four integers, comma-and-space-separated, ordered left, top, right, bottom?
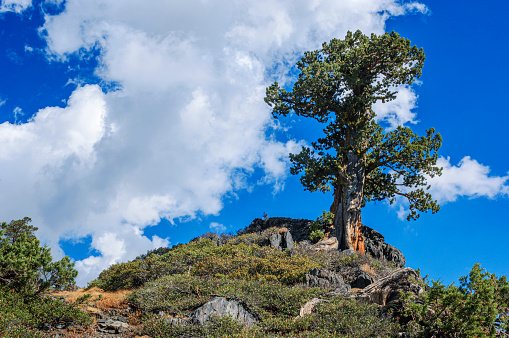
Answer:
309, 211, 334, 243
141, 315, 260, 338
92, 235, 320, 291
403, 263, 509, 337
190, 242, 319, 285
308, 230, 324, 244
0, 217, 78, 295
130, 274, 323, 319
0, 286, 92, 336
88, 238, 219, 290
265, 30, 442, 223
133, 276, 398, 337
294, 297, 399, 337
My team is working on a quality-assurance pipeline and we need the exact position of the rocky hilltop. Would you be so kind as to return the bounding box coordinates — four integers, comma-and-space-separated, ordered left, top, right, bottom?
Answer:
244, 217, 406, 268
9, 216, 507, 337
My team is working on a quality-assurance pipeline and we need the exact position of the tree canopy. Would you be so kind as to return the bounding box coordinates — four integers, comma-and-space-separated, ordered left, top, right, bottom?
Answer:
0, 217, 78, 295
265, 30, 442, 251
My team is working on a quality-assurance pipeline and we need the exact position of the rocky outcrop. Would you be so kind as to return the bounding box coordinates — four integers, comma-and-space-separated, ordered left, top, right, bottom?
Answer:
304, 268, 350, 293
245, 217, 405, 268
244, 217, 313, 243
362, 226, 405, 268
96, 318, 129, 334
191, 296, 258, 326
355, 267, 423, 308
269, 228, 294, 251
312, 236, 338, 251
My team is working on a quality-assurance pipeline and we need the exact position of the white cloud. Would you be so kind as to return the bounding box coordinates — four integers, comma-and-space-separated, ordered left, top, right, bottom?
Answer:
210, 222, 227, 234
373, 85, 419, 129
394, 156, 509, 220
0, 0, 429, 284
0, 0, 31, 13
429, 156, 509, 203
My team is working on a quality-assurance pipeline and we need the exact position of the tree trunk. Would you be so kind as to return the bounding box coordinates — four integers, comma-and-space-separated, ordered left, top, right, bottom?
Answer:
333, 149, 366, 253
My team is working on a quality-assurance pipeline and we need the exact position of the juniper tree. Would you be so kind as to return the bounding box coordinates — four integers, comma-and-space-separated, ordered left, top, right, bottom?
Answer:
0, 217, 78, 294
265, 30, 442, 252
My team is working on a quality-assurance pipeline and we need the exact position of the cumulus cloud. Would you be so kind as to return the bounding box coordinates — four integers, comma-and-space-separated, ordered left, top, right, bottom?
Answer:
210, 222, 227, 234
0, 0, 31, 13
429, 156, 509, 203
394, 156, 509, 220
0, 0, 429, 284
373, 85, 419, 129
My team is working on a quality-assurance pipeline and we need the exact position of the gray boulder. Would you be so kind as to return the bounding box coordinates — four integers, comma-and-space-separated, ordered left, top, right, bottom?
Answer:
269, 229, 294, 251
304, 268, 350, 293
191, 296, 258, 327
361, 225, 406, 268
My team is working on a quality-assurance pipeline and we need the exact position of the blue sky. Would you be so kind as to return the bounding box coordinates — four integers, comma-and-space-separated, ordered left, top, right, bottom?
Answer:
0, 0, 508, 286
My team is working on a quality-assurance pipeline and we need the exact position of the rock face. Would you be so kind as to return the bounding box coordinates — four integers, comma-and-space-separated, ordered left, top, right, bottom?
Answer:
244, 217, 405, 267
269, 228, 294, 251
304, 268, 349, 293
355, 267, 423, 307
191, 296, 258, 327
362, 225, 406, 268
245, 217, 313, 243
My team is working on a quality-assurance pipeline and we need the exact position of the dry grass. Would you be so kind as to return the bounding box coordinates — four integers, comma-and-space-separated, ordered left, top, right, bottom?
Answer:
360, 263, 377, 276
49, 286, 132, 311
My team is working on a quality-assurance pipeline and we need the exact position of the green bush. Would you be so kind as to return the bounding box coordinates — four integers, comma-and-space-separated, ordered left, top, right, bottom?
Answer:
191, 242, 319, 285
308, 230, 325, 244
0, 287, 93, 336
0, 217, 78, 295
308, 211, 334, 243
133, 275, 398, 337
91, 237, 320, 290
403, 263, 509, 337
89, 238, 220, 290
141, 315, 261, 338
129, 274, 324, 318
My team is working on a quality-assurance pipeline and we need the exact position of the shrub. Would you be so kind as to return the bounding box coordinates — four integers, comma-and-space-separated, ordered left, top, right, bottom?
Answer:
0, 286, 93, 336
91, 237, 320, 290
0, 217, 78, 295
191, 243, 319, 285
133, 275, 398, 337
308, 211, 334, 243
308, 230, 324, 244
403, 263, 509, 337
129, 274, 324, 319
89, 238, 220, 290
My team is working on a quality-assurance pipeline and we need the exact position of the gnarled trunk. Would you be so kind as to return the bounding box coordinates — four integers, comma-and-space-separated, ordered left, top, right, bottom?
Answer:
332, 149, 366, 253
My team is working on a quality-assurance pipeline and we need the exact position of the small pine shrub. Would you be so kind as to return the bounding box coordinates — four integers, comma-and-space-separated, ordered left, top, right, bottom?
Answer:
403, 263, 509, 337
308, 211, 334, 243
0, 218, 78, 295
309, 230, 324, 244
